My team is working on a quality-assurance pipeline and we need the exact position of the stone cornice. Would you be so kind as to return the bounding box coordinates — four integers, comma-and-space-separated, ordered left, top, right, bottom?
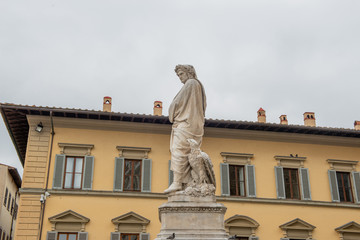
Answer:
19, 188, 360, 209
27, 116, 360, 147
205, 127, 360, 147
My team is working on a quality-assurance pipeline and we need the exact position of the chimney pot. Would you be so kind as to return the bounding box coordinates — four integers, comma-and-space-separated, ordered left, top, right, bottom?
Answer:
257, 108, 266, 123
280, 115, 288, 125
153, 101, 163, 116
355, 121, 360, 130
103, 96, 112, 112
304, 112, 316, 127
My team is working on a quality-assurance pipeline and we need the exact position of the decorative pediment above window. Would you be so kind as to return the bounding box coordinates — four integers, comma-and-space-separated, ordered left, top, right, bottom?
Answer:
279, 218, 315, 239
48, 210, 90, 231
275, 155, 306, 168
58, 143, 94, 156
221, 152, 254, 165
327, 159, 358, 171
336, 221, 360, 240
224, 215, 259, 237
116, 146, 151, 159
111, 211, 150, 233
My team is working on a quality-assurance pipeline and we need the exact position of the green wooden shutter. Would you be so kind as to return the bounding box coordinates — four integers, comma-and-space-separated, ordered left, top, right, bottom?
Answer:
46, 231, 57, 240
114, 158, 124, 191
82, 156, 94, 190
246, 165, 256, 197
53, 154, 65, 189
111, 232, 120, 240
169, 160, 174, 186
280, 238, 289, 240
78, 232, 88, 240
220, 163, 230, 196
141, 159, 152, 192
140, 233, 150, 240
249, 237, 259, 240
328, 170, 340, 202
275, 166, 285, 199
352, 172, 360, 203
299, 168, 311, 200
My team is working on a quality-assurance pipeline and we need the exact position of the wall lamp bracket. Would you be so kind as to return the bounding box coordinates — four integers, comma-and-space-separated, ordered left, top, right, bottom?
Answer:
35, 122, 43, 133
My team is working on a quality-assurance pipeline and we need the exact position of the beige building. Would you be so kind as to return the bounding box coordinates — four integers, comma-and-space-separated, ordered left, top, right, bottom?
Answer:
0, 163, 21, 240
1, 101, 360, 240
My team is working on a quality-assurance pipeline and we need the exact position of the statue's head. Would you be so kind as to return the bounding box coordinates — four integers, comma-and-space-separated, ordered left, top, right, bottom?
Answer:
175, 64, 198, 83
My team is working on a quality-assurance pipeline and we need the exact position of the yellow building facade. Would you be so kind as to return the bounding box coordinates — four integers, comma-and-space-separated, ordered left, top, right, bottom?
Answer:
1, 102, 360, 240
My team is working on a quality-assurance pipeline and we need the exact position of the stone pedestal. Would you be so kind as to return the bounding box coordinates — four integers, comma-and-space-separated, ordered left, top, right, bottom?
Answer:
155, 193, 228, 240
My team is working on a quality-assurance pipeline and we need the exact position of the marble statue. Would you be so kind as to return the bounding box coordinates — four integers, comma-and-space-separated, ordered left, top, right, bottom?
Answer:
156, 65, 227, 240
164, 65, 215, 196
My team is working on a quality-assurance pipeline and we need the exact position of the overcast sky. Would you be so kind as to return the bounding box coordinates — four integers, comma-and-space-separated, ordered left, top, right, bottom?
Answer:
1, 0, 360, 176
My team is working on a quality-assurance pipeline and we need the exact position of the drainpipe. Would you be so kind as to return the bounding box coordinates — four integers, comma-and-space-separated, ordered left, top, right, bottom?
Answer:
38, 111, 55, 240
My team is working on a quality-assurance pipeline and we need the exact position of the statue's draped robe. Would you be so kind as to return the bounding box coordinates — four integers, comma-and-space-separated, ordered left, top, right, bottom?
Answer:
169, 78, 206, 184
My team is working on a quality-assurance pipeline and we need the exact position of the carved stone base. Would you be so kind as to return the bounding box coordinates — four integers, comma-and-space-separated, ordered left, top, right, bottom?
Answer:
155, 192, 228, 240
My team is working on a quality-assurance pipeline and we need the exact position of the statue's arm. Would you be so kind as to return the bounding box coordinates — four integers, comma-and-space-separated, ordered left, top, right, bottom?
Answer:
169, 101, 175, 123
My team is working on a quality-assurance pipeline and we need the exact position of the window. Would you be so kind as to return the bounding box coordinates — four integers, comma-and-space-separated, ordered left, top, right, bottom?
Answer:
111, 212, 150, 240
283, 168, 300, 200
337, 172, 353, 202
58, 233, 78, 240
13, 204, 18, 220
229, 165, 246, 196
3, 188, 8, 207
224, 215, 259, 239
274, 165, 311, 200
10, 198, 14, 216
279, 218, 315, 239
0, 228, 2, 240
2, 232, 5, 240
335, 221, 360, 240
7, 193, 11, 211
47, 210, 89, 240
220, 152, 256, 197
114, 146, 152, 193
123, 160, 142, 191
64, 157, 84, 189
327, 159, 360, 203
329, 170, 356, 203
121, 234, 139, 240
53, 154, 94, 190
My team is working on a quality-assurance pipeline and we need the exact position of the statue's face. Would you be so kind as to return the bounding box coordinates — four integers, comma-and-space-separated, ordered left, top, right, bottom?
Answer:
176, 70, 189, 84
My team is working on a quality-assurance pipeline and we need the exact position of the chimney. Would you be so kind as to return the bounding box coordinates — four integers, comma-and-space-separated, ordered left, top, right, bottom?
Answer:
355, 121, 360, 130
304, 112, 316, 127
279, 115, 288, 125
257, 108, 266, 123
153, 101, 163, 116
103, 96, 112, 112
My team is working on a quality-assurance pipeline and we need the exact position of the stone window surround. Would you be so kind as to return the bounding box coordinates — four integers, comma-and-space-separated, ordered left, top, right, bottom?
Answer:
224, 214, 259, 237
335, 221, 360, 240
279, 218, 315, 239
117, 146, 151, 159
221, 152, 254, 165
48, 210, 90, 232
111, 211, 150, 233
275, 155, 307, 168
327, 159, 358, 172
58, 143, 94, 156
